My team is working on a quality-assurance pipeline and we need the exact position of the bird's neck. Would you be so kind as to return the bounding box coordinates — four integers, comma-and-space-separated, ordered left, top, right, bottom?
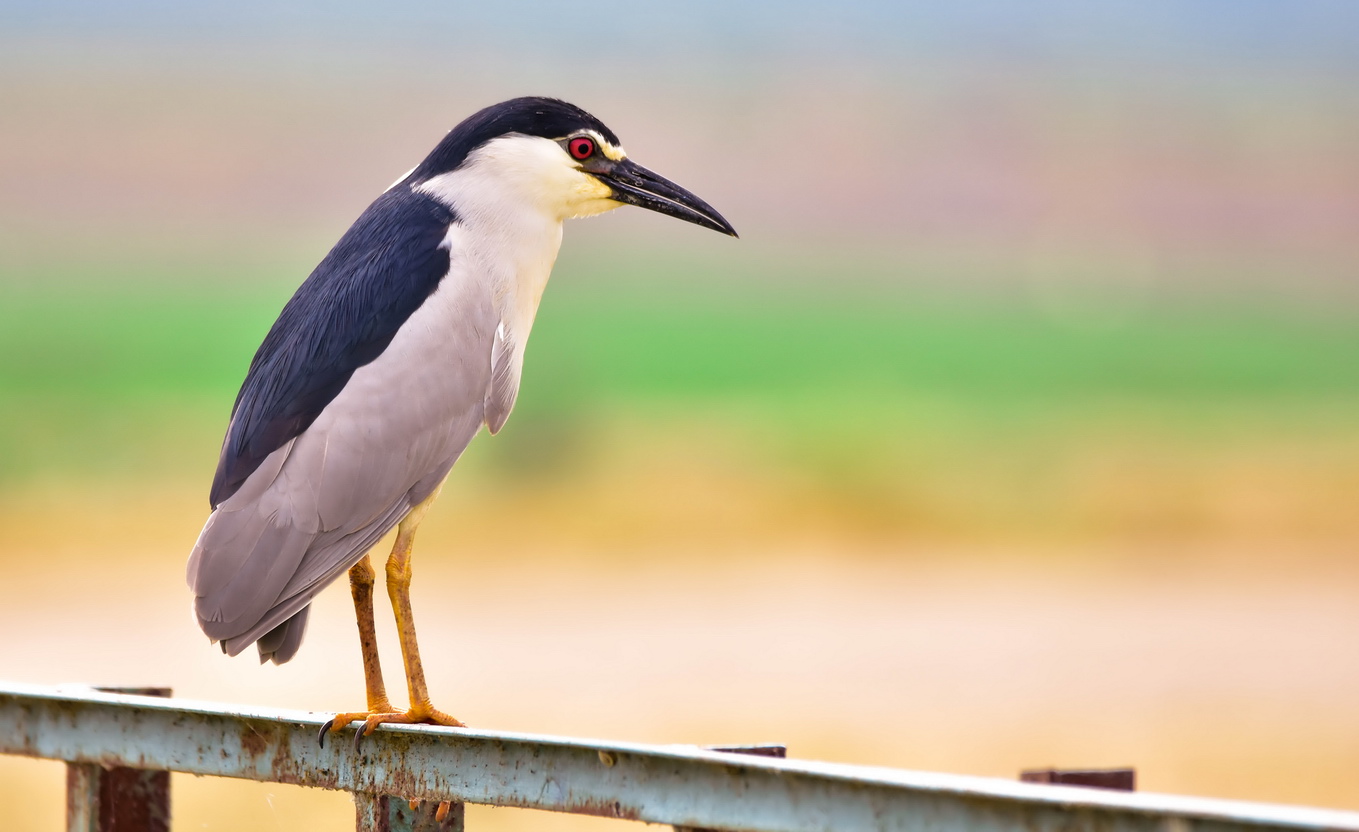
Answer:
422, 186, 565, 342
493, 212, 564, 342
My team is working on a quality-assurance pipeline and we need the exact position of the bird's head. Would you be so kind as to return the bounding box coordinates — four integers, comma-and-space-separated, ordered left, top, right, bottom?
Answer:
405, 97, 737, 237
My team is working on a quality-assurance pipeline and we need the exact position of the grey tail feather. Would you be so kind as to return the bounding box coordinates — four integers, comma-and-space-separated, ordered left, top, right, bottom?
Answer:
256, 606, 311, 665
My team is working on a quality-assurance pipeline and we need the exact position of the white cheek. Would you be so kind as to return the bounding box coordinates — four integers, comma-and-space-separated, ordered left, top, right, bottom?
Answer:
559, 172, 618, 218
568, 195, 622, 219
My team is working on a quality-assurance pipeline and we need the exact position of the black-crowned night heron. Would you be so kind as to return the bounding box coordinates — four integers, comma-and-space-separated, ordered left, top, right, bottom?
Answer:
186, 97, 736, 742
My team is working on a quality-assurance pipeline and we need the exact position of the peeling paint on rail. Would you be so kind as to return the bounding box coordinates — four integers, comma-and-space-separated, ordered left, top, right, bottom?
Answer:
3, 682, 1359, 832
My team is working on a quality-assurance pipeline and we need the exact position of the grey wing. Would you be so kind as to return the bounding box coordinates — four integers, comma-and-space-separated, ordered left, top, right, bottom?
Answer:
186, 278, 504, 664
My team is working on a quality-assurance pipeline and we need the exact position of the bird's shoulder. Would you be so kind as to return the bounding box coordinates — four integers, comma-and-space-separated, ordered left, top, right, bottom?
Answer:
210, 185, 458, 507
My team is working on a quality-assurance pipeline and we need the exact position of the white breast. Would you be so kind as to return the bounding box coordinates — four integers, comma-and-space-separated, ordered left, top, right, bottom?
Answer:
414, 134, 605, 431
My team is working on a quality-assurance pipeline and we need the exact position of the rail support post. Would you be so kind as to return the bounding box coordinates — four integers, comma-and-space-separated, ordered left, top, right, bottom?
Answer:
65, 687, 172, 832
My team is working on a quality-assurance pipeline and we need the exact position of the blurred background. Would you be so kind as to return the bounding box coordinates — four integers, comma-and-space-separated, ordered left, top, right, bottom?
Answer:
2, 1, 1358, 828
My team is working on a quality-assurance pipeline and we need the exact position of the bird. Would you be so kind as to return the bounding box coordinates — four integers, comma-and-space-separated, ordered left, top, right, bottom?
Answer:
185, 97, 736, 742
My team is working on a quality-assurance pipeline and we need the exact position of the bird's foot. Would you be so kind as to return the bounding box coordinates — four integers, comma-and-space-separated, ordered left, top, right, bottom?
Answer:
322, 702, 464, 750
318, 700, 397, 748
360, 704, 465, 735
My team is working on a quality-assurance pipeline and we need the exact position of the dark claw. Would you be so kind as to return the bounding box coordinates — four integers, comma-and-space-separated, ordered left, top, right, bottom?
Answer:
318, 718, 335, 748
353, 723, 367, 753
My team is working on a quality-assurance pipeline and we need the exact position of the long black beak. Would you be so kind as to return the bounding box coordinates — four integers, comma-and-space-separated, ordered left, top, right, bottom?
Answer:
599, 159, 738, 237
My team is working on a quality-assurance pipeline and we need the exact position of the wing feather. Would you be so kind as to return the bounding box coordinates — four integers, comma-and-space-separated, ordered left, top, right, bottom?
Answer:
485, 321, 520, 435
255, 607, 309, 664
209, 186, 457, 508
188, 232, 499, 664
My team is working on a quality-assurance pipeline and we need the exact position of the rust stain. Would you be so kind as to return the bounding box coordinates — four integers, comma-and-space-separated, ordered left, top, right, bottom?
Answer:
239, 723, 268, 759
271, 724, 294, 775
489, 792, 642, 822
563, 797, 642, 821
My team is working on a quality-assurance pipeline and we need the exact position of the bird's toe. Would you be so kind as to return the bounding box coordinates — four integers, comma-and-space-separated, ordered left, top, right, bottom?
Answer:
321, 709, 392, 749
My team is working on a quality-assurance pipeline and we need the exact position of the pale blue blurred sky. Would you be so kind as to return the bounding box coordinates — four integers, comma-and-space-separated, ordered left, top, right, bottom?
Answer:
3, 1, 1357, 69
2, 1, 1356, 298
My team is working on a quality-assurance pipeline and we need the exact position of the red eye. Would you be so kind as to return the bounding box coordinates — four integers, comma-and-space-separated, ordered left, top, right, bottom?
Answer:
569, 137, 595, 160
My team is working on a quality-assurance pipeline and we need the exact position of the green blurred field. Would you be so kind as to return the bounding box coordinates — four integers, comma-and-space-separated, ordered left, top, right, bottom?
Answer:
5, 246, 1359, 546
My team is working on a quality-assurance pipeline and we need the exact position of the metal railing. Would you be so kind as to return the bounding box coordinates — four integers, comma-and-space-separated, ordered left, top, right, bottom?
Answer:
4, 681, 1358, 832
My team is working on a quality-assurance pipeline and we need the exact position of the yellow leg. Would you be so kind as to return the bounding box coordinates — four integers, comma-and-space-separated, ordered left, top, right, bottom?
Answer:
323, 557, 396, 742
359, 486, 464, 736
350, 556, 394, 712
320, 560, 399, 739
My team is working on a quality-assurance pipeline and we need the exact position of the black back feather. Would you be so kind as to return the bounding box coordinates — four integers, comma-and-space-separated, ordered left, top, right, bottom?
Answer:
209, 187, 455, 507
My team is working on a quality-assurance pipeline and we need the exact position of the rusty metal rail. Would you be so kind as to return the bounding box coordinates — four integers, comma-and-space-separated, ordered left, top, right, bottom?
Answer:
4, 681, 1359, 832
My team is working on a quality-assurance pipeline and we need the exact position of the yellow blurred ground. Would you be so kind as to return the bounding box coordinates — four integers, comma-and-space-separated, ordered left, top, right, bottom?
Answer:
1, 466, 1357, 830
